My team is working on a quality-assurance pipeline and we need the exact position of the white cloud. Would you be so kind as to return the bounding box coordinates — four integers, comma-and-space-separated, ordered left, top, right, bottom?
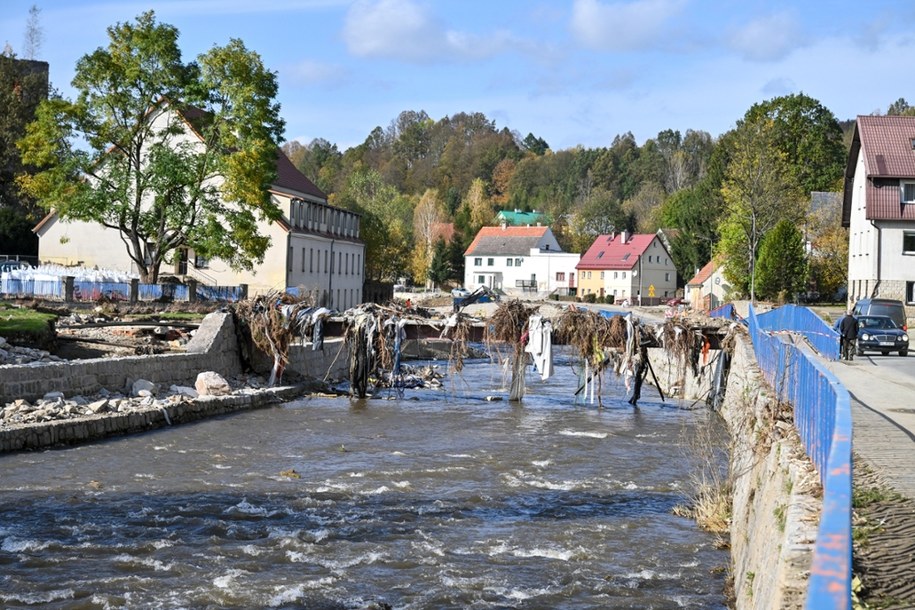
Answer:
342, 0, 522, 62
569, 0, 687, 52
727, 11, 805, 62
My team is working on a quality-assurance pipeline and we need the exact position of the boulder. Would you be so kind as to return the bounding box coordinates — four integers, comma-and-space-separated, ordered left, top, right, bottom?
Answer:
131, 379, 158, 397
43, 391, 65, 401
195, 371, 231, 396
88, 399, 110, 414
169, 385, 199, 398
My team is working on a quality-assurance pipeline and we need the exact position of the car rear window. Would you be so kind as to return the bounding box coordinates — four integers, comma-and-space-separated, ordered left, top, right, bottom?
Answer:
870, 304, 902, 319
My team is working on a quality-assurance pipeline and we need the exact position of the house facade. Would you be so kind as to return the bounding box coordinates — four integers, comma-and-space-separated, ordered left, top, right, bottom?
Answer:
686, 259, 730, 312
842, 115, 915, 312
463, 225, 579, 295
576, 232, 677, 304
34, 104, 364, 308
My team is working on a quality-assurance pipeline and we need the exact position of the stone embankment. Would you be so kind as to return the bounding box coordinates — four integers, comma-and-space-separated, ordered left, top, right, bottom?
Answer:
0, 312, 349, 452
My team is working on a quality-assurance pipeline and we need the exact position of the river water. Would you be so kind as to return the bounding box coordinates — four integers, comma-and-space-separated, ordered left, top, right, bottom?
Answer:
0, 352, 728, 609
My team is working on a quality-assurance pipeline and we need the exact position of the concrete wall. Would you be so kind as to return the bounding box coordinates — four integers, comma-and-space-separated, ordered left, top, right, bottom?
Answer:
719, 334, 820, 610
0, 311, 350, 406
0, 312, 242, 405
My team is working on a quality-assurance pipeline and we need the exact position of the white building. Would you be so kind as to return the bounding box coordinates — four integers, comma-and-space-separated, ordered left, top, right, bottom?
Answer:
34, 103, 364, 308
463, 225, 579, 296
843, 115, 915, 313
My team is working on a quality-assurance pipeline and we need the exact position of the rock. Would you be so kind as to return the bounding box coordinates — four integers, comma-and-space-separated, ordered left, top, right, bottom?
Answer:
88, 399, 110, 414
12, 398, 31, 408
195, 371, 231, 396
169, 385, 199, 398
131, 379, 158, 397
43, 391, 65, 401
136, 389, 153, 398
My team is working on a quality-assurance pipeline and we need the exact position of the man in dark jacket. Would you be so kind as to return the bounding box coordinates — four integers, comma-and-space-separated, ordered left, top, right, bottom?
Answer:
838, 310, 859, 361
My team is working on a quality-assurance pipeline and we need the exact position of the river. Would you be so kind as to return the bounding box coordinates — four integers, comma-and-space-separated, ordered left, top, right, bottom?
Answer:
0, 352, 728, 609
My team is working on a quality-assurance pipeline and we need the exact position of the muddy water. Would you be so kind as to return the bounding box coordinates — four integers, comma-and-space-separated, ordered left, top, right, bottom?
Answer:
0, 353, 728, 608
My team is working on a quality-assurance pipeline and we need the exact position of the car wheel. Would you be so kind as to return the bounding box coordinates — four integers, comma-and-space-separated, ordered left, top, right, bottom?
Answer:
901, 349, 909, 357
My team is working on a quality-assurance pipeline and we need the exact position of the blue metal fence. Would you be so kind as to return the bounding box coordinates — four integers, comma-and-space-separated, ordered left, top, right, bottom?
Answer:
747, 304, 851, 610
710, 303, 737, 319
756, 304, 841, 361
73, 281, 131, 302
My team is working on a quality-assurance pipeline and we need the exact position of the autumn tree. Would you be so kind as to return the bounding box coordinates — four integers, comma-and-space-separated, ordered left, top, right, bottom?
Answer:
716, 119, 802, 301
410, 188, 445, 287
17, 11, 284, 282
339, 168, 412, 281
755, 219, 808, 302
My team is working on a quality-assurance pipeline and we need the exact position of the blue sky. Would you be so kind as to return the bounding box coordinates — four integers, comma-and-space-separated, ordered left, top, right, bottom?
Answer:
2, 0, 915, 152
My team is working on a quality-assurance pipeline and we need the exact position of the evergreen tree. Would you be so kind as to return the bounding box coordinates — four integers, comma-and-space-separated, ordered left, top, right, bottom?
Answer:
756, 220, 808, 302
428, 238, 450, 288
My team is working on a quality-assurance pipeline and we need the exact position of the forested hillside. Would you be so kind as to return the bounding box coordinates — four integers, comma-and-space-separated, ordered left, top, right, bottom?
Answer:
283, 92, 910, 300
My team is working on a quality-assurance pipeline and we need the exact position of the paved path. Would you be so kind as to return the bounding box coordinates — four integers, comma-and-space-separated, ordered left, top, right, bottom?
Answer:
822, 355, 915, 499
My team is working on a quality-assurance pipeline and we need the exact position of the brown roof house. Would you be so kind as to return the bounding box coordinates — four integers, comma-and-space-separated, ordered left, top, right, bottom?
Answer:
35, 102, 364, 308
685, 258, 730, 312
842, 115, 915, 311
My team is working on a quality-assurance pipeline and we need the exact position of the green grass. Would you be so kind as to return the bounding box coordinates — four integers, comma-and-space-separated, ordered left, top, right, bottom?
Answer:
0, 302, 57, 337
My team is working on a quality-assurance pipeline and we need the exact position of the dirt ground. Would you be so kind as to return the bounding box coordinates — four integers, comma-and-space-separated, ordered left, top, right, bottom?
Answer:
852, 458, 915, 609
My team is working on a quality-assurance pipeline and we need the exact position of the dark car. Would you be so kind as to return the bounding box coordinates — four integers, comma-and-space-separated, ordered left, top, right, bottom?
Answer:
855, 315, 909, 357
853, 298, 908, 331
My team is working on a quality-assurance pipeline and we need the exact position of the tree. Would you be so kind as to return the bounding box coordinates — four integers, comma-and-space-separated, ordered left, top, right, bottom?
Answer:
808, 225, 848, 300
755, 219, 808, 302
743, 93, 846, 194
717, 119, 802, 301
22, 5, 43, 60
887, 98, 915, 117
428, 237, 451, 287
411, 188, 445, 287
17, 11, 284, 282
0, 207, 37, 254
339, 168, 412, 281
521, 132, 549, 156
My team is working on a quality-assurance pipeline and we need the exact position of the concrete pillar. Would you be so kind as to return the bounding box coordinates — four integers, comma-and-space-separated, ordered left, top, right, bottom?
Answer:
187, 278, 198, 303
130, 278, 139, 304
63, 276, 74, 303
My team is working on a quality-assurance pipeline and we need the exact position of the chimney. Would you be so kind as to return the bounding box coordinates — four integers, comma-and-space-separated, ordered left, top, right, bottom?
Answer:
621, 230, 629, 244
500, 220, 507, 230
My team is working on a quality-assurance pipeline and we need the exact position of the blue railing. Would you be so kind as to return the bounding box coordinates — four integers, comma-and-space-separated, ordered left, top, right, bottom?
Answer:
747, 304, 851, 610
756, 304, 841, 361
710, 303, 737, 319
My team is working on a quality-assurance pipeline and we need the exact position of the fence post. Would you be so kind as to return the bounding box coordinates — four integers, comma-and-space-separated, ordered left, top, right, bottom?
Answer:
63, 276, 74, 303
239, 283, 248, 301
129, 278, 139, 304
187, 278, 198, 303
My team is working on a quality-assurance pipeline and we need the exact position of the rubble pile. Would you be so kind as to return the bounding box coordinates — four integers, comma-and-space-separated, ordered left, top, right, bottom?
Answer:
0, 372, 272, 428
0, 336, 64, 366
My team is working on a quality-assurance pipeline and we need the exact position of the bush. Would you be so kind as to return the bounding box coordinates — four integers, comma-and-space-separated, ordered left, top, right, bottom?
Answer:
584, 293, 596, 303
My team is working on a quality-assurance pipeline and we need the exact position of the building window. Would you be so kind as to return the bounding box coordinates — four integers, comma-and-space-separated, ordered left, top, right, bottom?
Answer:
665, 272, 670, 281
309, 248, 314, 273
622, 272, 626, 279
556, 272, 565, 281
600, 271, 604, 279
301, 248, 306, 272
287, 247, 293, 272
902, 182, 915, 204
193, 254, 209, 269
908, 281, 915, 305
515, 258, 522, 266
904, 231, 915, 254
487, 258, 494, 266
474, 257, 482, 266
345, 252, 349, 275
614, 271, 618, 279
477, 275, 485, 284
324, 250, 328, 273
507, 258, 514, 267
587, 271, 592, 279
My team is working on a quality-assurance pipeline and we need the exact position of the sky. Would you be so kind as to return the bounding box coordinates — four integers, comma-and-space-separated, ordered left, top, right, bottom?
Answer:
2, 0, 915, 152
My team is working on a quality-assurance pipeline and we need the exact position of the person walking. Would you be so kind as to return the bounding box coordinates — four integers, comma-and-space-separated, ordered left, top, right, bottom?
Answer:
839, 309, 859, 361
